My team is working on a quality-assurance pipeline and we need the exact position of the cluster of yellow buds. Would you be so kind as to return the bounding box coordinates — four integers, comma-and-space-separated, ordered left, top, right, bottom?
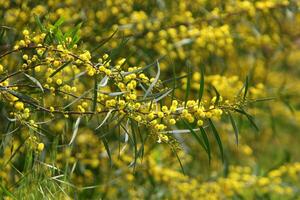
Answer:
25, 136, 44, 152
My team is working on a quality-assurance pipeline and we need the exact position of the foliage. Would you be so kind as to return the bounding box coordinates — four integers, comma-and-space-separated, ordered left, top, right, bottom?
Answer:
0, 0, 300, 199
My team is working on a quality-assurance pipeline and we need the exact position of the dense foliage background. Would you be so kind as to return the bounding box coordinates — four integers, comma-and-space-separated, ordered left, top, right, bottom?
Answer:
1, 0, 300, 199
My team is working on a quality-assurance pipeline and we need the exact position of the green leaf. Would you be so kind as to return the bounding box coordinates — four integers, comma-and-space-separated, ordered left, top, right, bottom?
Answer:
34, 14, 46, 32
69, 117, 81, 145
208, 119, 224, 162
234, 108, 259, 132
49, 61, 72, 77
183, 120, 209, 156
243, 76, 249, 100
65, 22, 82, 47
54, 17, 65, 28
212, 86, 220, 106
63, 89, 91, 109
92, 75, 98, 112
91, 28, 118, 53
154, 89, 173, 103
130, 119, 138, 170
122, 57, 164, 76
95, 109, 114, 130
0, 184, 16, 199
3, 137, 28, 168
198, 63, 205, 106
7, 89, 38, 104
54, 28, 65, 44
98, 76, 109, 88
136, 127, 147, 162
0, 28, 5, 41
281, 97, 295, 114
102, 137, 112, 167
107, 91, 128, 97
200, 127, 211, 164
143, 60, 160, 99
171, 147, 185, 175
24, 73, 44, 93
250, 97, 276, 103
100, 116, 126, 139
110, 37, 129, 61
228, 112, 239, 145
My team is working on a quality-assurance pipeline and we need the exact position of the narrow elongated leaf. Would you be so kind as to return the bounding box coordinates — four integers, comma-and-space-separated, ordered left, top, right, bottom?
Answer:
91, 28, 118, 53
136, 126, 147, 161
54, 17, 65, 28
69, 117, 81, 145
4, 136, 29, 167
143, 60, 160, 99
24, 73, 44, 93
228, 112, 239, 145
130, 120, 138, 170
50, 61, 71, 77
102, 138, 112, 167
92, 76, 98, 112
7, 89, 37, 104
122, 56, 165, 76
234, 108, 259, 132
107, 91, 127, 97
54, 28, 64, 44
99, 115, 125, 139
95, 109, 113, 130
65, 22, 82, 47
171, 147, 185, 174
120, 131, 129, 154
111, 37, 129, 60
183, 120, 208, 155
281, 97, 295, 114
251, 97, 276, 103
63, 89, 91, 109
154, 89, 173, 103
198, 63, 205, 106
212, 86, 220, 106
200, 127, 211, 164
208, 119, 224, 162
34, 14, 46, 32
0, 29, 5, 41
98, 76, 109, 88
162, 74, 192, 84
160, 128, 201, 134
0, 184, 16, 199
243, 76, 249, 100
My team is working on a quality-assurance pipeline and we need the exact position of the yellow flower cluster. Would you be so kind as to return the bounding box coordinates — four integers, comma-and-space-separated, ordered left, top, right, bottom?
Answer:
0, 0, 300, 199
148, 160, 300, 199
0, 28, 247, 148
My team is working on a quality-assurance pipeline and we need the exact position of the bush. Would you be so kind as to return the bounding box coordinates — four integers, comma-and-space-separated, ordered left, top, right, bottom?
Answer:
0, 0, 300, 199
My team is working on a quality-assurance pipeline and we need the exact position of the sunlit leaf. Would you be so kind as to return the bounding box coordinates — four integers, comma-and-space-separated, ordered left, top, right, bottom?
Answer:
24, 73, 44, 93
95, 109, 114, 130
143, 60, 160, 99
69, 117, 81, 145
